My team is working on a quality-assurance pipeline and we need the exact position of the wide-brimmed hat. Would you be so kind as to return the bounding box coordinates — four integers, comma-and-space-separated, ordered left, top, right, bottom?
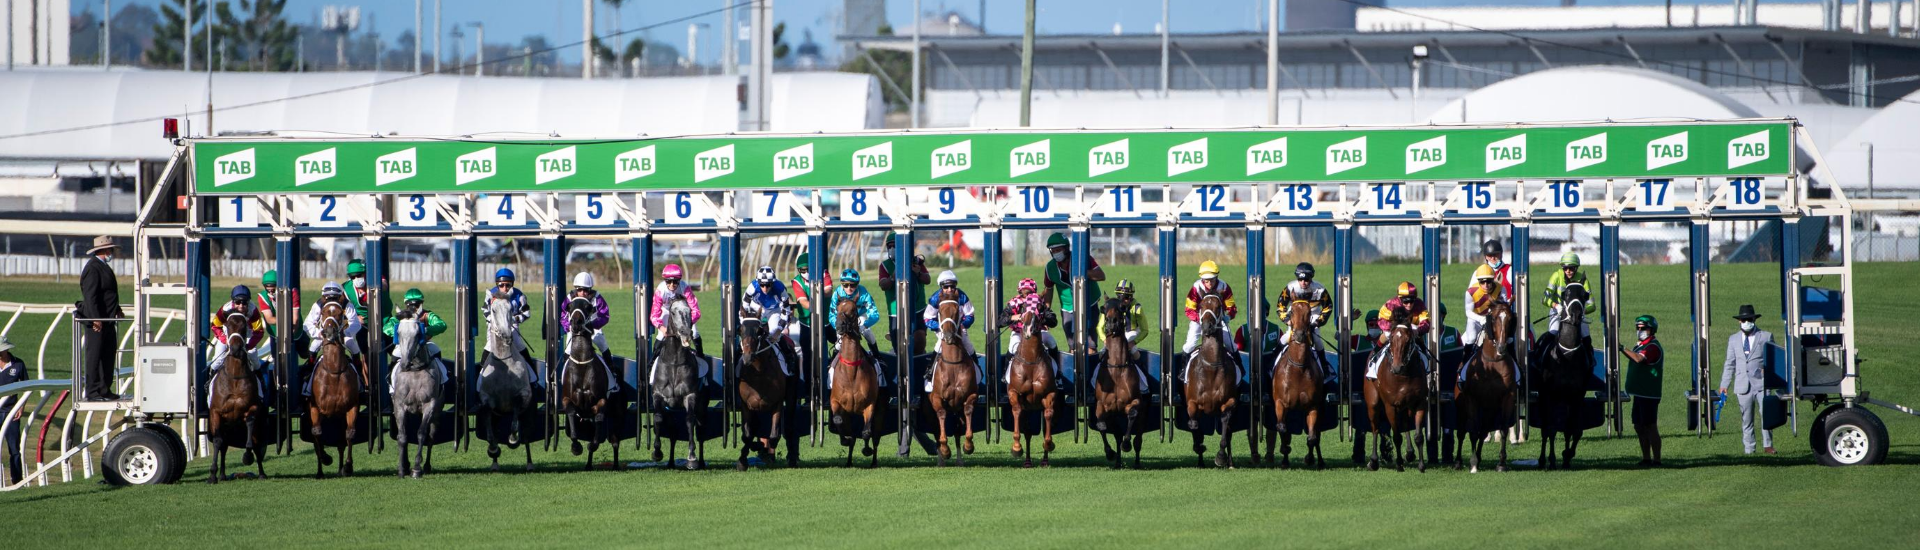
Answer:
0, 337, 14, 354
87, 235, 118, 254
1733, 304, 1762, 321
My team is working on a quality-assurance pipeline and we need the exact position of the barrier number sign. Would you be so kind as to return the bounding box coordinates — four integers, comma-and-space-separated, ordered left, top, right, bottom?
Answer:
306, 195, 351, 228
1543, 180, 1585, 213
1185, 184, 1231, 218
219, 196, 261, 229
752, 191, 793, 223
1364, 183, 1405, 215
1452, 182, 1495, 214
839, 189, 880, 222
1092, 186, 1144, 217
398, 194, 440, 227
1275, 183, 1318, 216
1632, 180, 1676, 212
1724, 178, 1766, 210
664, 192, 712, 224
479, 194, 526, 226
575, 193, 618, 226
923, 187, 970, 221
1012, 186, 1057, 219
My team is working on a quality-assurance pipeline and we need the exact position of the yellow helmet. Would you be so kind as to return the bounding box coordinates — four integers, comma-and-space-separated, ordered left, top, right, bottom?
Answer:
1198, 261, 1220, 279
1472, 264, 1498, 283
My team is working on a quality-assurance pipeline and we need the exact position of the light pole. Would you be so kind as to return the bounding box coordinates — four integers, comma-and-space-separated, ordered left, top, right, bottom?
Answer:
911, 0, 921, 129
1411, 44, 1429, 123
414, 0, 422, 73
434, 0, 441, 73
469, 22, 485, 76
1265, 0, 1277, 125
687, 23, 710, 71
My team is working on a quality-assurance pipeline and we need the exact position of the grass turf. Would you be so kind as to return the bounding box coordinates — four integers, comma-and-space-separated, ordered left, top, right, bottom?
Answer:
2, 262, 1917, 548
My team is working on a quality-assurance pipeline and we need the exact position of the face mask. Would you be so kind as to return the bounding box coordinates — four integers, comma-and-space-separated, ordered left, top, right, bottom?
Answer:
1368, 330, 1382, 340
1487, 258, 1503, 269
352, 276, 365, 286
1636, 330, 1650, 341
1051, 251, 1066, 262
1740, 321, 1756, 333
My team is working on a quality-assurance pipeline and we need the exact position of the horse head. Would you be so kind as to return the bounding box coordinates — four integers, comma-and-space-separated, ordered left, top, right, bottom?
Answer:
1486, 300, 1513, 361
1198, 294, 1224, 341
485, 291, 518, 341
834, 294, 861, 339
664, 295, 695, 344
739, 313, 770, 358
320, 300, 346, 346
1557, 283, 1589, 349
1286, 301, 1314, 344
1102, 298, 1129, 340
393, 314, 431, 371
223, 311, 249, 358
566, 296, 594, 337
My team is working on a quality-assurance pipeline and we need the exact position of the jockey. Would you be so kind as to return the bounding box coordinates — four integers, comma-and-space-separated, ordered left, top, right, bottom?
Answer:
1476, 239, 1515, 302
826, 268, 882, 356
1368, 282, 1432, 378
788, 253, 814, 342
1097, 279, 1151, 390
1041, 232, 1105, 352
1000, 277, 1061, 376
1543, 252, 1595, 341
343, 259, 371, 318
1183, 261, 1241, 377
562, 272, 618, 380
921, 270, 978, 359
211, 285, 266, 370
650, 264, 706, 359
744, 265, 800, 376
303, 282, 364, 357
383, 288, 449, 393
484, 267, 540, 372
1461, 265, 1511, 382
1276, 262, 1333, 373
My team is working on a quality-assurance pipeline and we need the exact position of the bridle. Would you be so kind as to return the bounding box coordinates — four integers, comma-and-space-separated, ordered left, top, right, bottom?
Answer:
740, 317, 777, 361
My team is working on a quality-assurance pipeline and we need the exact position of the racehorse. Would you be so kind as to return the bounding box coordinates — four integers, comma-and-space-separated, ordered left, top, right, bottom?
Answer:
208, 312, 265, 483
562, 297, 619, 471
1455, 299, 1517, 473
309, 300, 363, 479
1093, 297, 1143, 469
1265, 300, 1326, 469
390, 311, 442, 478
1363, 311, 1430, 472
828, 295, 882, 467
1006, 308, 1059, 468
477, 292, 535, 472
1534, 284, 1593, 470
650, 294, 706, 470
927, 287, 978, 467
1184, 294, 1240, 468
735, 307, 794, 470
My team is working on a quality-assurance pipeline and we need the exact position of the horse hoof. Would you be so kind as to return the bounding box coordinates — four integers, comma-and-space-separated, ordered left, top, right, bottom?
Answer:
315, 473, 326, 480
1279, 459, 1290, 470
571, 441, 584, 456
1496, 465, 1508, 473
242, 453, 255, 466
1041, 459, 1050, 468
651, 449, 664, 462
936, 457, 946, 467
525, 464, 535, 472
1470, 466, 1479, 474
1417, 462, 1427, 473
412, 471, 423, 479
1366, 459, 1378, 471
490, 465, 500, 472
206, 476, 218, 485
1023, 459, 1033, 468
861, 447, 876, 457
736, 460, 749, 472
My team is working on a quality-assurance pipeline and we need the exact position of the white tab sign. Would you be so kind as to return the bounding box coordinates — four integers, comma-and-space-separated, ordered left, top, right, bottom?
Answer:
1326, 137, 1367, 175
1089, 139, 1129, 177
1405, 136, 1446, 175
931, 140, 971, 179
614, 145, 656, 184
1247, 137, 1288, 176
774, 144, 814, 182
375, 148, 417, 186
213, 148, 256, 187
1647, 132, 1688, 170
695, 145, 735, 183
1728, 130, 1770, 170
1485, 134, 1526, 174
1566, 133, 1607, 171
294, 148, 336, 186
1010, 140, 1050, 178
853, 142, 893, 181
536, 146, 577, 184
456, 147, 497, 185
1168, 138, 1208, 177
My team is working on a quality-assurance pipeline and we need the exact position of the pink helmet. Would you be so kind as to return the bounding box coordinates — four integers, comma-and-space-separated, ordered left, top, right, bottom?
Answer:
1018, 278, 1037, 293
662, 264, 684, 280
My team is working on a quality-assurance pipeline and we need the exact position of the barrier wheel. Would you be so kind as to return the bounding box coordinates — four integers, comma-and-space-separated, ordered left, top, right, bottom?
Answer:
1813, 406, 1887, 467
145, 422, 191, 484
102, 427, 182, 486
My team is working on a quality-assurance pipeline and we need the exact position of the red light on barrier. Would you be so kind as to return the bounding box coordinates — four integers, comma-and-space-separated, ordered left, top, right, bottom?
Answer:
162, 118, 180, 139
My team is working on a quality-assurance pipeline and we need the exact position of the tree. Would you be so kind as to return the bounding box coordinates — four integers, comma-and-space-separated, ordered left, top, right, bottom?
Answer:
146, 0, 217, 69
589, 36, 617, 68
620, 38, 645, 68
838, 24, 909, 109
216, 0, 298, 71
772, 22, 789, 61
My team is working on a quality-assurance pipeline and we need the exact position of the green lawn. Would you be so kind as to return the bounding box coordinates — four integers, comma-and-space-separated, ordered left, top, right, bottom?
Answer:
3, 262, 1917, 548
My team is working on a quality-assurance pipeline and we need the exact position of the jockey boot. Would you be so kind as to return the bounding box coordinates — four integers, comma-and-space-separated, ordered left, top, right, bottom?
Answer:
694, 337, 707, 360
1048, 347, 1066, 390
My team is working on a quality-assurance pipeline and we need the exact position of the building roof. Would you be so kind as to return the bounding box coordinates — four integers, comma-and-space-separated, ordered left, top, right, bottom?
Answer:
847, 25, 1920, 51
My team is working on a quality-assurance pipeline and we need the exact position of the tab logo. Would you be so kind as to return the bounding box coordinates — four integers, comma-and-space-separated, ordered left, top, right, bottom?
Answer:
375, 148, 417, 186
931, 140, 971, 179
294, 148, 335, 186
695, 144, 735, 183
1485, 134, 1526, 173
1167, 138, 1208, 177
1405, 136, 1446, 175
614, 145, 656, 184
456, 147, 497, 185
1010, 139, 1051, 177
535, 146, 577, 184
213, 148, 256, 187
1088, 139, 1128, 177
1326, 137, 1367, 175
1246, 137, 1288, 176
1566, 133, 1607, 171
1728, 130, 1770, 169
852, 141, 893, 180
775, 143, 814, 182
1647, 132, 1688, 170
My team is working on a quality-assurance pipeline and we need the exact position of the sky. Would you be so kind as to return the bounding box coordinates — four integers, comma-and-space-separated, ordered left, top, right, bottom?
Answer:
100, 0, 1738, 66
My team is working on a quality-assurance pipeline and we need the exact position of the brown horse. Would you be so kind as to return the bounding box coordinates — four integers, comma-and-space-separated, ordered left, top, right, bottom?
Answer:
1265, 301, 1326, 469
208, 312, 265, 483
1093, 297, 1143, 469
828, 295, 882, 467
1184, 294, 1239, 468
1455, 299, 1517, 473
1363, 312, 1430, 472
1006, 308, 1059, 468
928, 288, 978, 467
561, 297, 618, 471
309, 299, 364, 479
735, 309, 792, 470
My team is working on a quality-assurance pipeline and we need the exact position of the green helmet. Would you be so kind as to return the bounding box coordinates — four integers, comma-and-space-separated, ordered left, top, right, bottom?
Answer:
796, 252, 809, 270
262, 270, 278, 286
1558, 252, 1582, 268
403, 288, 425, 303
1634, 315, 1658, 331
1046, 232, 1069, 249
347, 259, 367, 276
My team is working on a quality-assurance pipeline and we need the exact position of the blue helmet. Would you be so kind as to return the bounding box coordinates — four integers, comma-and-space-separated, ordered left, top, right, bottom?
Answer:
230, 285, 251, 300
839, 268, 861, 283
494, 268, 516, 282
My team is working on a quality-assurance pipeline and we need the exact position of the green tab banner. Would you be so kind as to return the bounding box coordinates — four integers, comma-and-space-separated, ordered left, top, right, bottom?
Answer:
191, 120, 1794, 195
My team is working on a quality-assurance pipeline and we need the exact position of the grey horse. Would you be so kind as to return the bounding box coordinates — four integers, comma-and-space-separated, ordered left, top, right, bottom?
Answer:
650, 295, 706, 470
479, 292, 536, 471
390, 312, 442, 478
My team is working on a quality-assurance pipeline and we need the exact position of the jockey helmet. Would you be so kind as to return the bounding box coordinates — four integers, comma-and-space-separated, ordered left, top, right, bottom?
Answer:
1018, 278, 1038, 293
1482, 239, 1504, 257
572, 272, 596, 289
1294, 262, 1315, 280
231, 285, 250, 300
262, 270, 278, 287
757, 266, 778, 283
321, 282, 344, 297
1559, 252, 1582, 268
937, 270, 959, 287
839, 268, 861, 283
1472, 264, 1498, 283
796, 252, 809, 270
1198, 261, 1220, 279
1634, 315, 1658, 331
346, 259, 366, 277
403, 288, 425, 304
662, 264, 685, 281
494, 268, 516, 282
1114, 279, 1135, 297
1396, 281, 1419, 298
1047, 232, 1070, 249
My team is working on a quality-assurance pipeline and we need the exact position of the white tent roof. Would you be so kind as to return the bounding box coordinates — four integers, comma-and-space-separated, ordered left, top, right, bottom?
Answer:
1818, 89, 1920, 191
1426, 66, 1762, 123
0, 70, 881, 161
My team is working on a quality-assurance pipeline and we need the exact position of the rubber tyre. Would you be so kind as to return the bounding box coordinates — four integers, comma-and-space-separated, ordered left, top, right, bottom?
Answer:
1807, 405, 1840, 462
1813, 407, 1888, 467
101, 427, 181, 486
145, 422, 191, 484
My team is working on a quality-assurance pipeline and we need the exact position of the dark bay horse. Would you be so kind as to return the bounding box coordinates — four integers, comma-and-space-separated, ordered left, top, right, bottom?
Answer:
650, 294, 706, 470
1363, 313, 1429, 472
828, 295, 881, 467
562, 297, 618, 471
309, 300, 363, 479
1535, 284, 1593, 470
1006, 308, 1059, 468
390, 313, 442, 478
1184, 294, 1239, 468
1456, 299, 1517, 473
928, 289, 978, 467
1094, 297, 1143, 469
1266, 301, 1326, 469
736, 309, 793, 470
208, 312, 265, 483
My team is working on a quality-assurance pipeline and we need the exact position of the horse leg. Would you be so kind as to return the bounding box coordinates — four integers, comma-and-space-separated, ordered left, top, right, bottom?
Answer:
1215, 414, 1234, 469
1099, 418, 1118, 469
396, 408, 411, 478
1564, 431, 1581, 470
1040, 394, 1055, 468
934, 402, 950, 467
1009, 400, 1026, 460
343, 406, 359, 477
737, 409, 754, 471
309, 408, 330, 479
763, 407, 781, 466
859, 402, 877, 467
418, 407, 435, 478
961, 395, 976, 458
687, 402, 703, 471
1366, 428, 1380, 471
247, 410, 266, 478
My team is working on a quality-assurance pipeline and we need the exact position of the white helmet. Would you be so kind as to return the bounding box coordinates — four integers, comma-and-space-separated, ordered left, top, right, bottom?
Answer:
572, 272, 596, 289
937, 270, 959, 287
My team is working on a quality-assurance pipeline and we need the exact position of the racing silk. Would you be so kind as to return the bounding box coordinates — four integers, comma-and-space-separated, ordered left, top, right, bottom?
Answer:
1277, 280, 1332, 324
1376, 296, 1432, 335
342, 277, 377, 318
1043, 257, 1103, 313
560, 293, 612, 333
383, 309, 449, 340
484, 286, 533, 325
745, 281, 793, 334
1543, 268, 1596, 314
303, 298, 365, 351
254, 290, 299, 338
789, 274, 812, 321
826, 285, 881, 330
1004, 292, 1049, 333
1472, 261, 1515, 302
211, 300, 265, 350
1184, 279, 1238, 323
1095, 300, 1147, 345
1467, 283, 1507, 318
921, 290, 977, 330
878, 255, 929, 317
1235, 323, 1283, 353
650, 282, 702, 328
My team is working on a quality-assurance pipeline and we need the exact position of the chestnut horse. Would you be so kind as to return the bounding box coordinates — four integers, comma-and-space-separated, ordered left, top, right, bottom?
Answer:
208, 312, 265, 483
1005, 308, 1059, 468
1363, 312, 1430, 472
1184, 294, 1239, 469
735, 308, 792, 470
828, 295, 882, 467
1094, 297, 1143, 469
309, 300, 363, 479
1265, 301, 1326, 469
928, 288, 978, 467
1455, 299, 1517, 473
562, 297, 618, 471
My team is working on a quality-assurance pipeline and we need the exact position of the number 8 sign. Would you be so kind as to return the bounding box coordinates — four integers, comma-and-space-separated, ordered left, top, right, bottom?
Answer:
839, 189, 880, 222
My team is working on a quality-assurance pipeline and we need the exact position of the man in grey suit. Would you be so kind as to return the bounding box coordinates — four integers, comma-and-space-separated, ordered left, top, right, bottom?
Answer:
1719, 304, 1774, 455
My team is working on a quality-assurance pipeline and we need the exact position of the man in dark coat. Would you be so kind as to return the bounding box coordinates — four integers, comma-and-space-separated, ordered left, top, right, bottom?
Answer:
80, 235, 124, 401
